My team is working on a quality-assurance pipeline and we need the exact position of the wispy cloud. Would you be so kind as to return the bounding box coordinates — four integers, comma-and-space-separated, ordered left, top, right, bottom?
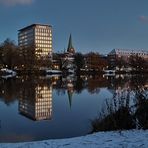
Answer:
138, 15, 148, 23
0, 0, 34, 6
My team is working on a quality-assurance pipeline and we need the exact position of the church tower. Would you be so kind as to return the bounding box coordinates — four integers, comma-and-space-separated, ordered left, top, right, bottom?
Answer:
67, 34, 76, 54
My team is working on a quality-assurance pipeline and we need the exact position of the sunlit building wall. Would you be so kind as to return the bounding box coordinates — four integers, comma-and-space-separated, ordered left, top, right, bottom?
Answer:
18, 24, 53, 58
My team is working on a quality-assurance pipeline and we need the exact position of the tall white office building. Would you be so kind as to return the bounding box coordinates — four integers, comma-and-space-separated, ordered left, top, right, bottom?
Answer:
18, 24, 53, 58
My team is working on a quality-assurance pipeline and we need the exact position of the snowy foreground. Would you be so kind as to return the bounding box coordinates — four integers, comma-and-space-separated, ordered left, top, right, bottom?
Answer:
0, 130, 148, 148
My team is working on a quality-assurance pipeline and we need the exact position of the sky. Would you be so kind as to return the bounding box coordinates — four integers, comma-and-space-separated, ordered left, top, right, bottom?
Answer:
0, 0, 148, 54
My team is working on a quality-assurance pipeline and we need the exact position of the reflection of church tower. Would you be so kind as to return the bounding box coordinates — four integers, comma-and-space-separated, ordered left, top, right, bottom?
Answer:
67, 34, 75, 54
19, 82, 52, 121
67, 80, 74, 108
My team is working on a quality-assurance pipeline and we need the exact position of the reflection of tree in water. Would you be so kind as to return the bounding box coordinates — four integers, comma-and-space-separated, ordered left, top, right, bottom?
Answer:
0, 76, 52, 106
87, 75, 108, 94
54, 75, 109, 96
19, 77, 36, 103
53, 75, 109, 95
91, 75, 148, 132
53, 75, 109, 108
0, 78, 21, 105
53, 76, 66, 96
0, 76, 53, 121
107, 75, 131, 92
74, 76, 85, 94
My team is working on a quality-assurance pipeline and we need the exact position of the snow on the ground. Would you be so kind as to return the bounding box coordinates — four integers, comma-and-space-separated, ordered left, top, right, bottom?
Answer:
0, 130, 148, 148
46, 69, 62, 74
1, 68, 17, 79
1, 68, 16, 74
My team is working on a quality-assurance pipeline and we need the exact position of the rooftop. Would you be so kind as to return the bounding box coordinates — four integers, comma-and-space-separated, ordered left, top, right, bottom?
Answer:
67, 34, 75, 54
109, 48, 148, 55
18, 23, 52, 32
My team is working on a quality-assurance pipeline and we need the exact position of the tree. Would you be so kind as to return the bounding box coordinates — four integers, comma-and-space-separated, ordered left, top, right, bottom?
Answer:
129, 55, 148, 72
37, 56, 52, 69
0, 45, 3, 68
52, 53, 63, 70
116, 56, 127, 70
74, 52, 85, 72
85, 52, 108, 71
0, 38, 20, 69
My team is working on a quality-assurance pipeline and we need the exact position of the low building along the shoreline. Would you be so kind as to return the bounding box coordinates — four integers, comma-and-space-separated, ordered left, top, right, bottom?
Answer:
108, 49, 148, 70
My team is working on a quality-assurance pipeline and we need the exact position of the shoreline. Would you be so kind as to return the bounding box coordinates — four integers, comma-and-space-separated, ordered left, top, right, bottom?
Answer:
0, 130, 148, 148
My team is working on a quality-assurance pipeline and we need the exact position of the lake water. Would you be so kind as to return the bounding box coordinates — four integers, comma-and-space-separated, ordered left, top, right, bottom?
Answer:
0, 74, 147, 142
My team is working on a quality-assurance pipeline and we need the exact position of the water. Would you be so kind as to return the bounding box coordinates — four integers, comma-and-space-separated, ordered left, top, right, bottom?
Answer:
0, 74, 147, 142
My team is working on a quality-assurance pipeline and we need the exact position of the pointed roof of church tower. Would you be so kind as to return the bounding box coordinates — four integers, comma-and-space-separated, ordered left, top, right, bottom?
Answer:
67, 34, 75, 54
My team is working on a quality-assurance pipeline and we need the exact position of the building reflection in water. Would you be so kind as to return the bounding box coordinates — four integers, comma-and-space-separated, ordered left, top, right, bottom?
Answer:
19, 78, 52, 121
17, 74, 148, 121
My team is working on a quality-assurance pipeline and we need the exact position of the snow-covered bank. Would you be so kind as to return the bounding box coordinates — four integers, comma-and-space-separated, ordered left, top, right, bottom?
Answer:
0, 68, 17, 79
46, 69, 62, 74
0, 130, 148, 148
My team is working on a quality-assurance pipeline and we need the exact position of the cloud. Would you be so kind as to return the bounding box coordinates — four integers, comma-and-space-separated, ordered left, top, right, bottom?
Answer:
138, 15, 148, 23
0, 0, 34, 6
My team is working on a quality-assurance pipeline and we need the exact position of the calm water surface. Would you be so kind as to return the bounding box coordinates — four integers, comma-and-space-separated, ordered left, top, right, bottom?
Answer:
0, 74, 147, 142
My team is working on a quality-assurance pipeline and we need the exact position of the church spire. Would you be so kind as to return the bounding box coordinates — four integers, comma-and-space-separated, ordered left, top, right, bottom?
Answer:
67, 34, 75, 54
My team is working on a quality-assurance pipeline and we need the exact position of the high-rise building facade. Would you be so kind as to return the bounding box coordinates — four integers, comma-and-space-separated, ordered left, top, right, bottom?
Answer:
18, 24, 52, 58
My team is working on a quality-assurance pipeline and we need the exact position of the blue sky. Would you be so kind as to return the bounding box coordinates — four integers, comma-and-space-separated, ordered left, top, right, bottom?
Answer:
0, 0, 148, 54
